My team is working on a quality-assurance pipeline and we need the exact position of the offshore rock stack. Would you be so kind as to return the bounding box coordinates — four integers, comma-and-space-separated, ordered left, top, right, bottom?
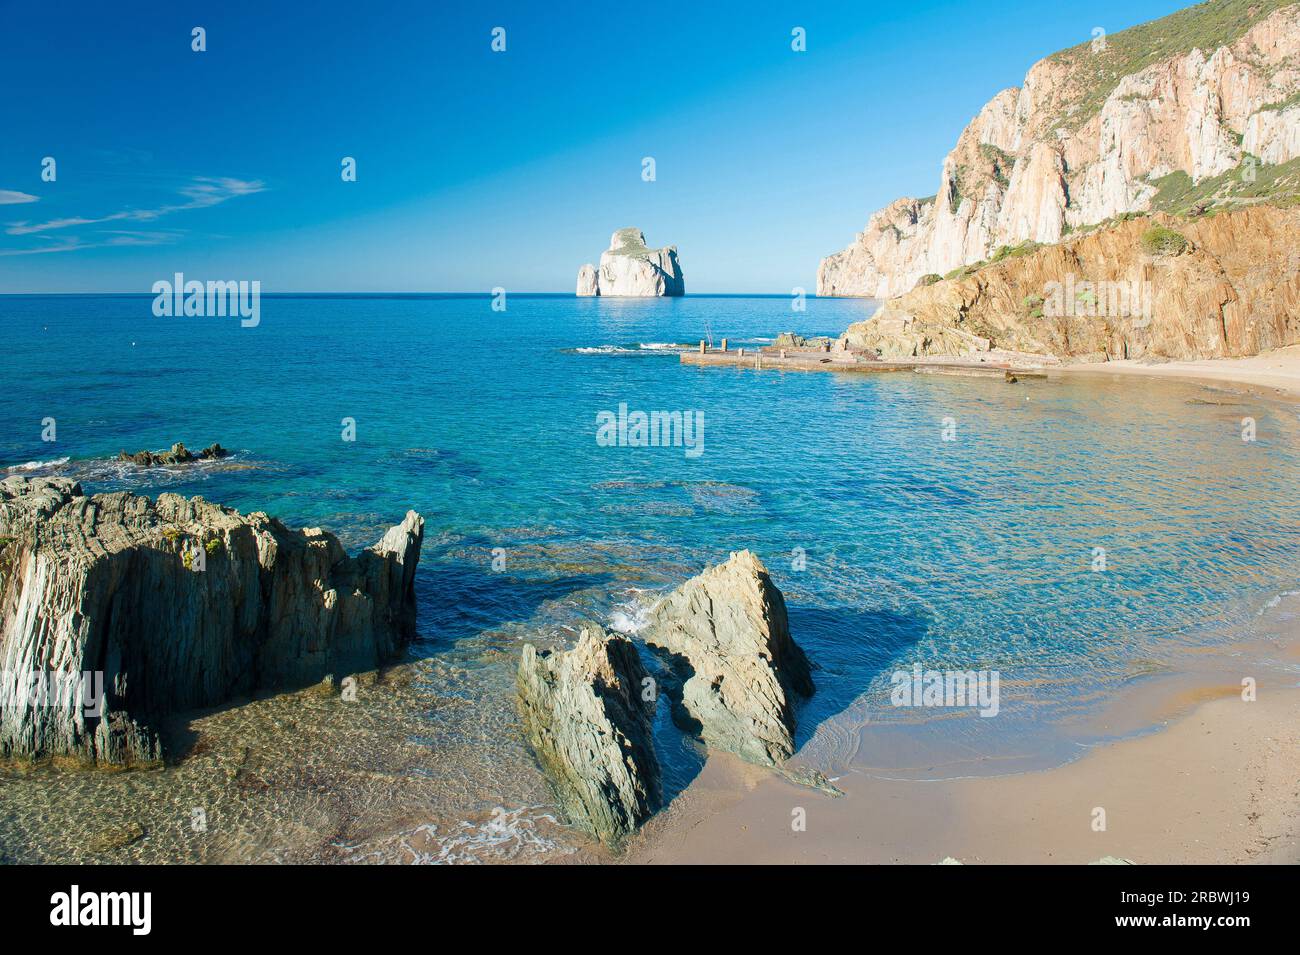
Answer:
576, 228, 685, 297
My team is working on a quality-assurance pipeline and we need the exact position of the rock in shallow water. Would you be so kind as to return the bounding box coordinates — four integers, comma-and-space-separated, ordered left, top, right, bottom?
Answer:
645, 550, 814, 766
0, 476, 423, 767
516, 626, 660, 849
515, 552, 817, 846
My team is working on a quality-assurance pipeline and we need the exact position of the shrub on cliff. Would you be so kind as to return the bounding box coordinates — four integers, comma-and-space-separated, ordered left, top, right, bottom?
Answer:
991, 240, 1041, 264
1140, 225, 1189, 256
916, 273, 942, 288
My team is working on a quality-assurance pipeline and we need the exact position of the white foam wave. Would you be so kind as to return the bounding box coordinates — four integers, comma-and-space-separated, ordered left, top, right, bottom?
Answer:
609, 589, 659, 635
571, 342, 686, 355
1258, 589, 1300, 615
5, 457, 70, 473
336, 806, 572, 865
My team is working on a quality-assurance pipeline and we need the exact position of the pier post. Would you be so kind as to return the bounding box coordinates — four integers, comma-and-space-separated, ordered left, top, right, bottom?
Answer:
699, 340, 706, 354
721, 338, 728, 353
738, 347, 745, 357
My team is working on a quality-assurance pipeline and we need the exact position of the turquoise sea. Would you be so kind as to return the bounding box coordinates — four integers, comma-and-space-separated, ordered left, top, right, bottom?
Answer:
2, 293, 1299, 862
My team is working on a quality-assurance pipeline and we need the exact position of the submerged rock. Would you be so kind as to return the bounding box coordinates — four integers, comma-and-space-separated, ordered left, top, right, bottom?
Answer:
645, 550, 814, 766
517, 627, 660, 849
117, 441, 229, 467
0, 476, 423, 766
575, 228, 685, 297
87, 822, 147, 853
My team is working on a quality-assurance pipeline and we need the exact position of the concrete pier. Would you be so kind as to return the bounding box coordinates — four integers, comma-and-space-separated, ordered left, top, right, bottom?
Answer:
680, 347, 1050, 380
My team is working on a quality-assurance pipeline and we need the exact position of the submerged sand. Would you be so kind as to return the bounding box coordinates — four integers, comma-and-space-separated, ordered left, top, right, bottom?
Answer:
1060, 344, 1300, 399
623, 353, 1300, 865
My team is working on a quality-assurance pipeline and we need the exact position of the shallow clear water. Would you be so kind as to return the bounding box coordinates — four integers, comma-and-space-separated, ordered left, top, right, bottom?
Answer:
3, 294, 1299, 861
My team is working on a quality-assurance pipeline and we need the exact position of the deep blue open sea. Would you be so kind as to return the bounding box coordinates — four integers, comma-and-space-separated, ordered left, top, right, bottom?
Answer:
2, 293, 1299, 862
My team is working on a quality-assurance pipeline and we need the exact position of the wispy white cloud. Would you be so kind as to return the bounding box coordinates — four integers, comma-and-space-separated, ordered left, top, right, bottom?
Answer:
0, 237, 87, 256
6, 176, 265, 236
0, 190, 39, 205
0, 230, 182, 257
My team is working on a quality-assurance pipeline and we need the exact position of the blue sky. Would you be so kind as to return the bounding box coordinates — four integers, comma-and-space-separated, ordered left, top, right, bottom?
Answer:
1, 0, 1188, 293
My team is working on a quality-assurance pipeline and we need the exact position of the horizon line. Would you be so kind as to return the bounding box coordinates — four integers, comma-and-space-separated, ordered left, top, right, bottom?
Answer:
0, 291, 879, 300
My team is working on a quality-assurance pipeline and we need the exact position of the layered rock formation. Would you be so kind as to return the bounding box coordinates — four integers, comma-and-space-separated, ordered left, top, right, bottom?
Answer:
576, 228, 685, 296
819, 1, 1300, 298
0, 476, 423, 766
516, 627, 660, 848
515, 552, 815, 846
839, 206, 1300, 361
645, 550, 814, 766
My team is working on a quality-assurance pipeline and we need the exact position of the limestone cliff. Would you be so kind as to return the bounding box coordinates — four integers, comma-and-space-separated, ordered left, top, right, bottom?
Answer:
576, 228, 685, 296
0, 476, 423, 766
819, 1, 1300, 298
839, 206, 1300, 362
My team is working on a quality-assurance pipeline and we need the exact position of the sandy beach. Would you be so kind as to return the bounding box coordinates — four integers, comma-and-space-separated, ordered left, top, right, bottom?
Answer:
626, 488, 1300, 867
627, 667, 1300, 865
1057, 345, 1300, 399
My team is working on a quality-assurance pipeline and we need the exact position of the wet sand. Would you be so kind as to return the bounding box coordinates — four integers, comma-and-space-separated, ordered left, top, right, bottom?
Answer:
625, 649, 1300, 865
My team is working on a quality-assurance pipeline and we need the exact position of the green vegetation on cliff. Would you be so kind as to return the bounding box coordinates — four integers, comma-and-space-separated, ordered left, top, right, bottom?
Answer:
1149, 156, 1300, 215
1140, 225, 1190, 255
1048, 0, 1294, 130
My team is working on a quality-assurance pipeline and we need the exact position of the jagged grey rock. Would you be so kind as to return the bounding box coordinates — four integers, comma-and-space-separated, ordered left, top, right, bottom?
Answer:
0, 476, 423, 766
117, 441, 228, 466
645, 550, 814, 766
575, 228, 685, 297
517, 626, 660, 848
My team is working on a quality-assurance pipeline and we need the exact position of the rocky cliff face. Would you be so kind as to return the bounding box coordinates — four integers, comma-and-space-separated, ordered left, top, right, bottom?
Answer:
819, 1, 1300, 298
576, 228, 685, 296
0, 476, 423, 766
839, 206, 1300, 361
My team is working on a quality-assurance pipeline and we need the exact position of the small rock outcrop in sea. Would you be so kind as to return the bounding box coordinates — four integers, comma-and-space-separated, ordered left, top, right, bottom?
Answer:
117, 441, 229, 466
516, 626, 661, 848
0, 476, 423, 766
576, 228, 685, 297
645, 550, 814, 766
